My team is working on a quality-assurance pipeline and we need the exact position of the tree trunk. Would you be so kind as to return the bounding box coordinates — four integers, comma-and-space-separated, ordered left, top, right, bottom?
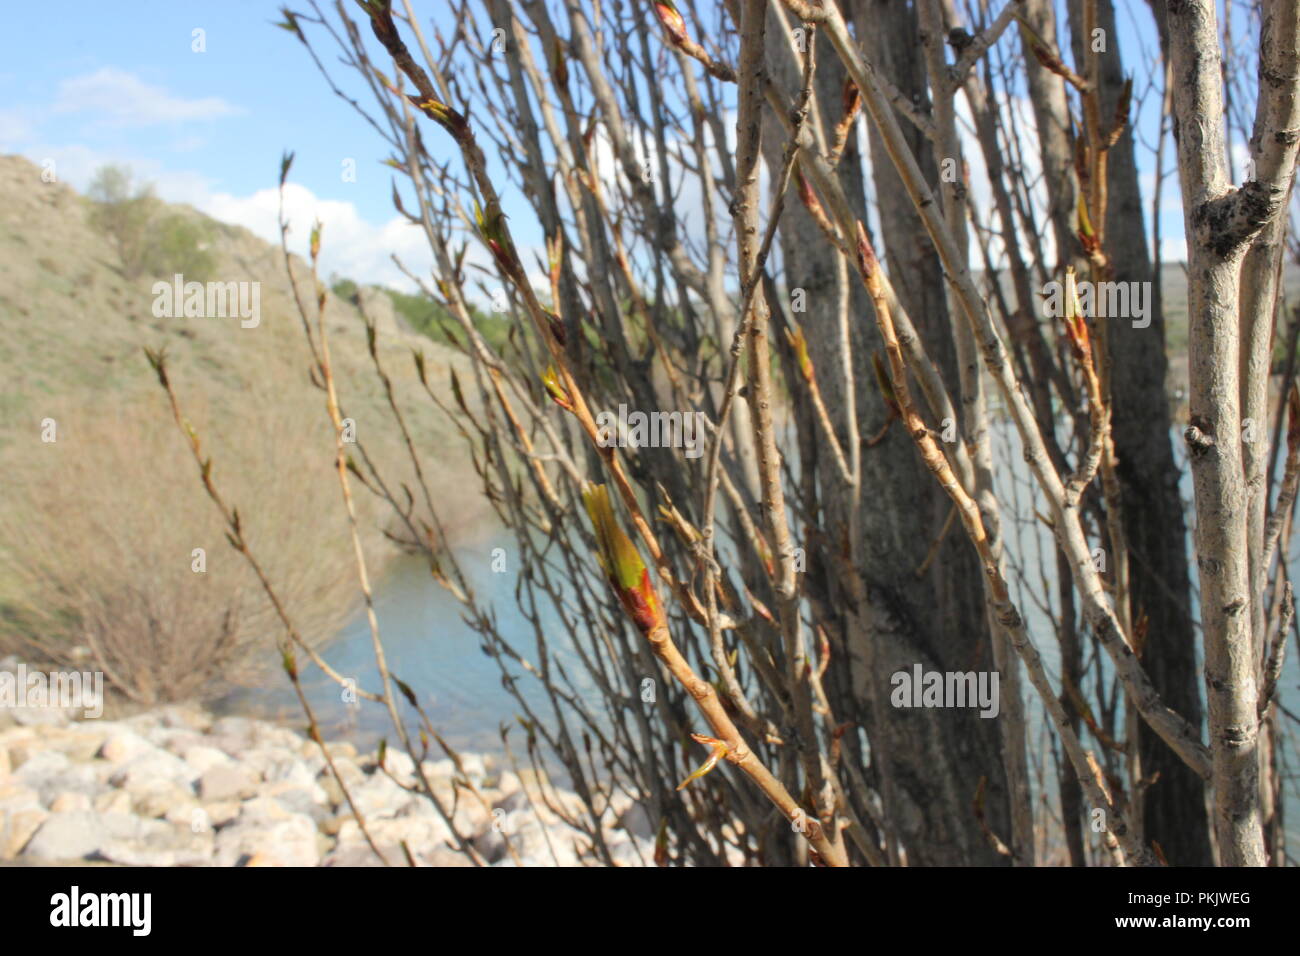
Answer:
1066, 0, 1214, 867
766, 0, 1014, 865
1166, 0, 1266, 867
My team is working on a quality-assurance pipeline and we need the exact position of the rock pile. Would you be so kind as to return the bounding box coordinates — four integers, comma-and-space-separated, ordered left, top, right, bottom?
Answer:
0, 703, 654, 867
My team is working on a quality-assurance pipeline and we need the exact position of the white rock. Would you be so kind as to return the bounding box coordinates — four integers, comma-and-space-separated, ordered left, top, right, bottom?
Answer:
110, 750, 200, 791
1, 807, 48, 858
235, 796, 295, 825
14, 750, 102, 804
214, 814, 319, 867
101, 820, 214, 867
253, 724, 306, 751
239, 746, 304, 784
49, 792, 92, 813
195, 801, 240, 829
93, 790, 133, 815
178, 744, 234, 774
421, 758, 457, 783
350, 772, 415, 820
378, 749, 416, 784
98, 730, 154, 764
459, 753, 487, 782
132, 781, 198, 820
496, 771, 522, 798
35, 726, 107, 761
21, 810, 140, 861
320, 756, 365, 788
335, 813, 453, 856
197, 765, 258, 802
261, 781, 330, 822
157, 704, 213, 732
0, 783, 42, 813
260, 755, 317, 790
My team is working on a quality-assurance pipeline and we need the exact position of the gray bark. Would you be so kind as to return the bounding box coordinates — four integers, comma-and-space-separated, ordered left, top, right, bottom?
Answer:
1166, 0, 1267, 867
761, 2, 1013, 865
1066, 0, 1214, 867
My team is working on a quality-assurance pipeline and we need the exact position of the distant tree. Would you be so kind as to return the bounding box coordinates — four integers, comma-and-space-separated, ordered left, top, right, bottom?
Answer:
146, 212, 216, 283
86, 163, 215, 281
86, 164, 156, 279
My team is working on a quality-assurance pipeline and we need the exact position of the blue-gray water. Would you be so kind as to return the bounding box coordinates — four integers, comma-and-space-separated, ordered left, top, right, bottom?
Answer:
226, 423, 1300, 850
221, 530, 587, 756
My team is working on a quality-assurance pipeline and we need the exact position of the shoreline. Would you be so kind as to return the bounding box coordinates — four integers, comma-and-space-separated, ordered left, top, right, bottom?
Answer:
0, 690, 652, 867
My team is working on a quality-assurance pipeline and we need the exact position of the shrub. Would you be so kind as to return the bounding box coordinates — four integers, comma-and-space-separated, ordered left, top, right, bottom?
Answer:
86, 164, 216, 283
0, 384, 368, 705
86, 164, 156, 279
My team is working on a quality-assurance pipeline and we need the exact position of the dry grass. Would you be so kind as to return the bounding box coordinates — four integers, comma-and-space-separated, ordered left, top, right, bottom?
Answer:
0, 380, 372, 705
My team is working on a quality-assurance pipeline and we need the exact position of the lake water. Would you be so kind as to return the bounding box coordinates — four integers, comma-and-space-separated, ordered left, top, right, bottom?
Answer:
225, 422, 1300, 848
220, 530, 583, 756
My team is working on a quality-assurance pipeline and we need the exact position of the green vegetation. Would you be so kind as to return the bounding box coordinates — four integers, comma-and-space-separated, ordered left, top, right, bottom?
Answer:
86, 163, 216, 282
331, 276, 512, 354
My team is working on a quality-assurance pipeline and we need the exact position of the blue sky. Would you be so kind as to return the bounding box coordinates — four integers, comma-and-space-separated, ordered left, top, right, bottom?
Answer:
0, 1, 1236, 292
0, 0, 446, 286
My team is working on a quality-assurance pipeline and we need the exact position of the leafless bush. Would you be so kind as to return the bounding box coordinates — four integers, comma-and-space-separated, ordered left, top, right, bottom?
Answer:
0, 383, 367, 705
177, 0, 1300, 867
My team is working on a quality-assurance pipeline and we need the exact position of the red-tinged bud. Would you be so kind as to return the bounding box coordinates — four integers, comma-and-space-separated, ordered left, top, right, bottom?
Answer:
275, 10, 305, 42
545, 309, 568, 347
473, 200, 520, 276
551, 35, 569, 88
653, 817, 669, 866
842, 77, 861, 117
1113, 78, 1133, 133
546, 233, 564, 279
407, 95, 469, 139
1030, 43, 1064, 76
1062, 267, 1092, 359
796, 169, 824, 219
541, 365, 573, 410
654, 1, 689, 47
676, 734, 729, 791
582, 483, 665, 634
785, 326, 815, 382
1076, 192, 1095, 240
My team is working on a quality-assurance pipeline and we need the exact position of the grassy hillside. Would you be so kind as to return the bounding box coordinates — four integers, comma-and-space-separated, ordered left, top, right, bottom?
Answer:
0, 155, 474, 459
0, 154, 488, 701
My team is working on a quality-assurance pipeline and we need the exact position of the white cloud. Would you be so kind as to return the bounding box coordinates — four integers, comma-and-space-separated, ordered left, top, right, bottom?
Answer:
53, 68, 241, 127
17, 142, 432, 290
204, 182, 434, 290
